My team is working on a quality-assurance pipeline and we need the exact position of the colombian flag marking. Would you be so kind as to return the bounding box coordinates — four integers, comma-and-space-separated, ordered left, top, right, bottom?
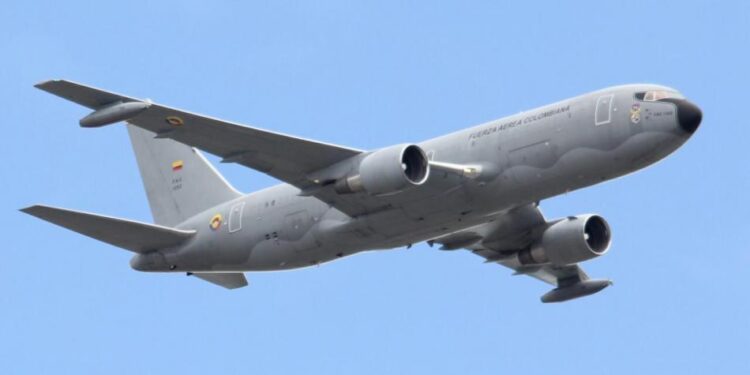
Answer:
172, 160, 184, 171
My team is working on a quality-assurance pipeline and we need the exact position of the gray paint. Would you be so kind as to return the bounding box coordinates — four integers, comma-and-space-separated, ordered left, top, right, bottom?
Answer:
24, 81, 701, 301
127, 124, 242, 226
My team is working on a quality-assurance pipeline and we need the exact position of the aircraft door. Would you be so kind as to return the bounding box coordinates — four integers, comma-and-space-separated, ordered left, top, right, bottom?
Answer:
228, 202, 245, 233
595, 94, 614, 125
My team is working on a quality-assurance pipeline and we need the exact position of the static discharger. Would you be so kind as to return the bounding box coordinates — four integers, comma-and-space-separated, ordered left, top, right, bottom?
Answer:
79, 101, 150, 127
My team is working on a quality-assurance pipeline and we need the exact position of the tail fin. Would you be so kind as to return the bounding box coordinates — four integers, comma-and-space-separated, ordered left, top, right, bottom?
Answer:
127, 124, 241, 226
20, 205, 195, 253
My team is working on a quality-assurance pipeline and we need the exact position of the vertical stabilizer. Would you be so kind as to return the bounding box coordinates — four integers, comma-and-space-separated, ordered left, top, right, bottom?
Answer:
127, 124, 241, 226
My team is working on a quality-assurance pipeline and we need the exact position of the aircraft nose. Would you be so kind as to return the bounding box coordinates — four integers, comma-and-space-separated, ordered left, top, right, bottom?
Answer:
675, 99, 702, 134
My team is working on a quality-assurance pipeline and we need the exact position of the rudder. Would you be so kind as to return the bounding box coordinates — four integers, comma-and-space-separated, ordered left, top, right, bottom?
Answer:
127, 124, 241, 226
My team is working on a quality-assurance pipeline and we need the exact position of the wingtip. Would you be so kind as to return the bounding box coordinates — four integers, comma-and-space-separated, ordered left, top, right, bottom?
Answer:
34, 79, 59, 89
34, 79, 75, 91
19, 204, 44, 215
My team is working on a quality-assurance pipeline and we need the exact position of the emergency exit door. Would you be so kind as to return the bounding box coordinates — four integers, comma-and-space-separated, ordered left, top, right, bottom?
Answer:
595, 94, 614, 125
228, 202, 244, 233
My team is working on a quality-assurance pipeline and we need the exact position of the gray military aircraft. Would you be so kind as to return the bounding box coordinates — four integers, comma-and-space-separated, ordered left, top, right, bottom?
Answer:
22, 80, 701, 302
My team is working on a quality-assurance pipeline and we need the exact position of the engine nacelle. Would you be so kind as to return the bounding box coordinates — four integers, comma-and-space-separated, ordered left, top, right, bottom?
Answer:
518, 214, 611, 266
335, 144, 430, 195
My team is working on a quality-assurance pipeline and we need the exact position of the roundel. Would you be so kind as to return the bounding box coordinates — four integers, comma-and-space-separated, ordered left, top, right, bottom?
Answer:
209, 214, 223, 230
165, 116, 184, 126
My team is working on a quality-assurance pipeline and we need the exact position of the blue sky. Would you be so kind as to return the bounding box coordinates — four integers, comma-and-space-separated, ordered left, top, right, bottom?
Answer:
2, 1, 748, 373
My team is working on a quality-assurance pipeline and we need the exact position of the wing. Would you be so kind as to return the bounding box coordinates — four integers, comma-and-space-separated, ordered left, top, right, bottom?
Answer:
35, 80, 385, 216
431, 204, 611, 302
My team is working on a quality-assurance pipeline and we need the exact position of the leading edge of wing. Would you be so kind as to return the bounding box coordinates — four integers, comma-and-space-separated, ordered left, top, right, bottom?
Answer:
36, 79, 363, 154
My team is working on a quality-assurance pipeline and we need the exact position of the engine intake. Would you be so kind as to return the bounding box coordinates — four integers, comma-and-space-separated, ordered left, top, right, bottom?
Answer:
518, 214, 611, 266
335, 144, 430, 195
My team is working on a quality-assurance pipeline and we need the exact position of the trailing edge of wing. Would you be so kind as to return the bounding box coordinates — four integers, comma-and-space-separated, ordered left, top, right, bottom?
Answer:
20, 205, 195, 253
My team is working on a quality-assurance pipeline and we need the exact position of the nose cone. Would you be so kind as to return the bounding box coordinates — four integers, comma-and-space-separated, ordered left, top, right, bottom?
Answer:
675, 99, 702, 134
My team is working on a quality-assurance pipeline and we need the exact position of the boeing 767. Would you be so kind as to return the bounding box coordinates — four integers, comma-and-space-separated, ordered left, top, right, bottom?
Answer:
22, 80, 701, 302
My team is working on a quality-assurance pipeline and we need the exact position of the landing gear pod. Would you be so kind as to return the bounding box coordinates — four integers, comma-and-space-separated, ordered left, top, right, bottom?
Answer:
79, 101, 150, 127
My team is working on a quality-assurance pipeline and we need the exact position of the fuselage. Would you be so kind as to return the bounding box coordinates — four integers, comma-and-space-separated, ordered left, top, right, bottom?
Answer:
131, 84, 700, 273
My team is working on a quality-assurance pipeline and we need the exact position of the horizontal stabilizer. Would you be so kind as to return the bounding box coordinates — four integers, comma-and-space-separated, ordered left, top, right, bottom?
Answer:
190, 272, 248, 289
20, 205, 195, 253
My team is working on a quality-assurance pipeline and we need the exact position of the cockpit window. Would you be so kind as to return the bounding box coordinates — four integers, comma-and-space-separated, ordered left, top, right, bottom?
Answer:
636, 90, 685, 102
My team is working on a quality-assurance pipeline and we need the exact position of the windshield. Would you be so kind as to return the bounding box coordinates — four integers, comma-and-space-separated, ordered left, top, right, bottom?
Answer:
636, 90, 685, 101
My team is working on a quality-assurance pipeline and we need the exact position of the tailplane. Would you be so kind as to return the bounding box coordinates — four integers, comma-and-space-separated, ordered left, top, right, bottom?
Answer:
20, 205, 195, 253
28, 81, 248, 289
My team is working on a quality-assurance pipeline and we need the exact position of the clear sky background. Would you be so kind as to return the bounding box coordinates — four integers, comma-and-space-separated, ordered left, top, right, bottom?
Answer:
2, 1, 748, 374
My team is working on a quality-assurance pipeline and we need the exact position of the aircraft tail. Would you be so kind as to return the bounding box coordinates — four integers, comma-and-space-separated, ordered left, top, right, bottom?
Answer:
127, 124, 242, 226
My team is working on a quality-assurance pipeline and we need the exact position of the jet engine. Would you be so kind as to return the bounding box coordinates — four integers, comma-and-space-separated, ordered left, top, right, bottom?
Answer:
518, 214, 611, 266
335, 144, 430, 195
